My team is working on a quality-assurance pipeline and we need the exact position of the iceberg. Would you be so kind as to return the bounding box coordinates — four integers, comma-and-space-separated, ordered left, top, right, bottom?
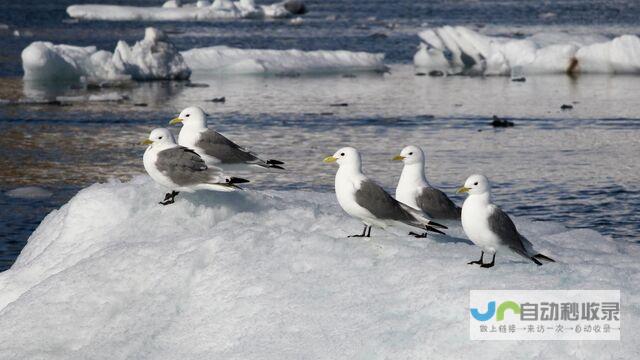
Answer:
414, 26, 640, 76
0, 176, 638, 357
67, 0, 306, 21
21, 29, 386, 83
22, 27, 190, 84
181, 46, 387, 75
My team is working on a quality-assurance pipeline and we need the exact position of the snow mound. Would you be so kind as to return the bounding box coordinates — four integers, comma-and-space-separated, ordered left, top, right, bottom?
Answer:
0, 177, 638, 358
67, 0, 305, 21
181, 46, 387, 75
22, 27, 190, 84
414, 26, 640, 76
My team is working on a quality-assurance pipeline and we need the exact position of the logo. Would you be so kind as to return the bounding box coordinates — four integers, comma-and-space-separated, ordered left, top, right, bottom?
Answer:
469, 290, 620, 340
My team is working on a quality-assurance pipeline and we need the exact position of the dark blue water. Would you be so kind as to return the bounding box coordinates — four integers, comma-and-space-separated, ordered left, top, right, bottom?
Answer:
1, 0, 640, 271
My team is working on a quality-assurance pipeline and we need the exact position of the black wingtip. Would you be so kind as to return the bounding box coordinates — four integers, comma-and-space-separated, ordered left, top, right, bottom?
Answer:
425, 225, 446, 235
530, 257, 543, 266
428, 221, 448, 229
228, 177, 250, 184
267, 159, 284, 165
533, 254, 555, 263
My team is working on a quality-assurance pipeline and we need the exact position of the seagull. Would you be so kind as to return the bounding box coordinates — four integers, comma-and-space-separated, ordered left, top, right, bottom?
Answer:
457, 174, 555, 268
169, 106, 284, 171
142, 128, 249, 205
393, 145, 461, 237
323, 147, 447, 238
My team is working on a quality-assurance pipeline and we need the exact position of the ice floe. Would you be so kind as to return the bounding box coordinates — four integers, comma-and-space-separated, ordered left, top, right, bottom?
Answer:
414, 26, 640, 76
0, 177, 637, 357
181, 46, 387, 75
22, 27, 190, 84
67, 0, 306, 21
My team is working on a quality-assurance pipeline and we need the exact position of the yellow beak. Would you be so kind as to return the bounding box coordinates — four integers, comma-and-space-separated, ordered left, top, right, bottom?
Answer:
392, 155, 405, 161
457, 186, 470, 194
141, 139, 153, 145
323, 156, 337, 163
169, 117, 183, 125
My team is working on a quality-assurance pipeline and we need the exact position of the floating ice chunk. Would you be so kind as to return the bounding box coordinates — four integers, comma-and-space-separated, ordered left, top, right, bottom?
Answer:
415, 26, 640, 76
0, 177, 637, 357
22, 27, 190, 84
5, 186, 53, 199
181, 46, 387, 75
67, 0, 304, 21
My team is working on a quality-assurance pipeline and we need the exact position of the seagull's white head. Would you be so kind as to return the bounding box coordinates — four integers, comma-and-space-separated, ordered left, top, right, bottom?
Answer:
169, 106, 207, 129
393, 145, 424, 166
323, 147, 361, 169
142, 128, 176, 146
458, 174, 491, 196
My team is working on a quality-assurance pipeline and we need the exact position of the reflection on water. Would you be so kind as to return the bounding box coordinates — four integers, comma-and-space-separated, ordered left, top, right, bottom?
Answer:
1, 66, 640, 271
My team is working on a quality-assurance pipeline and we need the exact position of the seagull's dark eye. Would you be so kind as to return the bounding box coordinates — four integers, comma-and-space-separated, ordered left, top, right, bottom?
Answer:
340, 152, 345, 156
186, 114, 190, 117
409, 152, 413, 155
159, 136, 163, 139
474, 182, 478, 186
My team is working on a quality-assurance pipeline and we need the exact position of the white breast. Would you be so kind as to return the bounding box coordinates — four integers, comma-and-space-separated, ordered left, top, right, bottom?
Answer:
461, 197, 502, 253
334, 170, 387, 228
143, 146, 177, 190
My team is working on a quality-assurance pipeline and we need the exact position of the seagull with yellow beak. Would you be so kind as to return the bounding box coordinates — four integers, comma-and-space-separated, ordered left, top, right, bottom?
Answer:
323, 146, 447, 238
392, 145, 461, 237
169, 106, 284, 171
142, 128, 248, 205
457, 174, 554, 268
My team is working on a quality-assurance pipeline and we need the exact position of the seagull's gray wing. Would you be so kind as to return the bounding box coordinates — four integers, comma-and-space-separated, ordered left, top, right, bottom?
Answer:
156, 146, 225, 186
415, 187, 461, 220
355, 180, 416, 222
355, 180, 446, 233
196, 130, 263, 165
487, 205, 537, 262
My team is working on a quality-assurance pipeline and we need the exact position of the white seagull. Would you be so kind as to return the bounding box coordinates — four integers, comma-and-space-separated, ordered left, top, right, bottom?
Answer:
323, 147, 447, 238
142, 128, 248, 205
393, 145, 461, 237
169, 106, 284, 171
457, 174, 554, 268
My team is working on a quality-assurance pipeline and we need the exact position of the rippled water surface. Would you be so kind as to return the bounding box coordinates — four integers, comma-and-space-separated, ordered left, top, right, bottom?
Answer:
1, 0, 640, 270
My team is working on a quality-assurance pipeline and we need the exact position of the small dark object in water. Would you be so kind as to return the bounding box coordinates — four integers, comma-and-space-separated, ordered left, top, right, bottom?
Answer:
46, 100, 71, 107
134, 103, 148, 107
369, 32, 388, 39
321, 112, 334, 116
491, 115, 514, 127
284, 0, 306, 15
330, 103, 348, 107
561, 104, 573, 110
429, 70, 445, 77
185, 83, 209, 88
511, 77, 526, 82
210, 97, 226, 103
415, 72, 426, 76
342, 74, 357, 78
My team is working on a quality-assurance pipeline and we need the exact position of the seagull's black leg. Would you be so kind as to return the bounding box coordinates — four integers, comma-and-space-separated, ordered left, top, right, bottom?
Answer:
409, 231, 427, 238
349, 225, 368, 238
159, 191, 180, 206
468, 251, 484, 265
480, 253, 496, 268
366, 225, 372, 238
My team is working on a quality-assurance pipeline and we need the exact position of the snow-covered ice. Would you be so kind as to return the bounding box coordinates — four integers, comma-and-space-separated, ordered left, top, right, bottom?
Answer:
414, 26, 640, 76
181, 46, 387, 75
22, 27, 190, 84
67, 0, 306, 21
0, 176, 637, 358
21, 28, 386, 83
